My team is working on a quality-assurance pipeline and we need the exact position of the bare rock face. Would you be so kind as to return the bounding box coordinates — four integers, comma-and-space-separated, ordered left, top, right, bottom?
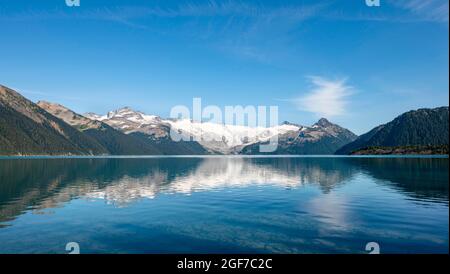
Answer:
1, 85, 45, 124
37, 101, 164, 155
0, 85, 108, 155
37, 101, 102, 131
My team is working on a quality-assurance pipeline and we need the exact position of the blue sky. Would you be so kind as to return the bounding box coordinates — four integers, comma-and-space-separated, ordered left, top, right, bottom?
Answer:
0, 0, 448, 134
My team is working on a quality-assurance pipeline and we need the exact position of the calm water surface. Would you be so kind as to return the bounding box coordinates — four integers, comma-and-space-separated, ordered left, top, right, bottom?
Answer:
0, 157, 448, 254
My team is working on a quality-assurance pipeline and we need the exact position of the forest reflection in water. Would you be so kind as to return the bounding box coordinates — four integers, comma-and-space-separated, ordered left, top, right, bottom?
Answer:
1, 157, 447, 223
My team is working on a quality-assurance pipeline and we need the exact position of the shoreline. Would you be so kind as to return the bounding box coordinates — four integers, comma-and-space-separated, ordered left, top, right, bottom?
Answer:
1, 154, 448, 159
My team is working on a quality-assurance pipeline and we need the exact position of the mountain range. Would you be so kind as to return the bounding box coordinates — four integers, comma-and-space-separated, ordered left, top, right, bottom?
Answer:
83, 107, 357, 154
0, 85, 448, 156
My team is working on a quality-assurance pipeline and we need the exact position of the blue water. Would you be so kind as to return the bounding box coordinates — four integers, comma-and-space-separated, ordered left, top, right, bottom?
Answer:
0, 156, 448, 254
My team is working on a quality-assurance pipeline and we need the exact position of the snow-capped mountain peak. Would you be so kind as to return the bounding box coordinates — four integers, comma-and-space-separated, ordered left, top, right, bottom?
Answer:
86, 108, 156, 122
84, 107, 168, 141
106, 107, 159, 122
84, 107, 356, 154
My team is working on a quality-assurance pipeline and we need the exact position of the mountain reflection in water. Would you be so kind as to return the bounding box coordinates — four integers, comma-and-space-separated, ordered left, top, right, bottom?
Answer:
1, 157, 447, 219
0, 157, 448, 254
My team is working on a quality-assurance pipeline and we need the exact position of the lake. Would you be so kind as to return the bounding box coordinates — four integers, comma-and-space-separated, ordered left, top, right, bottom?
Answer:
0, 156, 448, 254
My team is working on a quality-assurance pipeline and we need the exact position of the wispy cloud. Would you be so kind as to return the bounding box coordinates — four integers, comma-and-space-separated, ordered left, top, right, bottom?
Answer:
317, 0, 449, 24
390, 0, 449, 23
1, 1, 446, 62
293, 76, 354, 118
0, 1, 324, 24
0, 1, 326, 62
2, 1, 447, 25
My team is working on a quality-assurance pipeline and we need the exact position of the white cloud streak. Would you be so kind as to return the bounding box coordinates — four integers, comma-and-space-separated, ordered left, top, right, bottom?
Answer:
294, 76, 354, 118
0, 1, 324, 23
0, 1, 325, 62
0, 1, 446, 62
390, 0, 449, 23
1, 1, 448, 24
